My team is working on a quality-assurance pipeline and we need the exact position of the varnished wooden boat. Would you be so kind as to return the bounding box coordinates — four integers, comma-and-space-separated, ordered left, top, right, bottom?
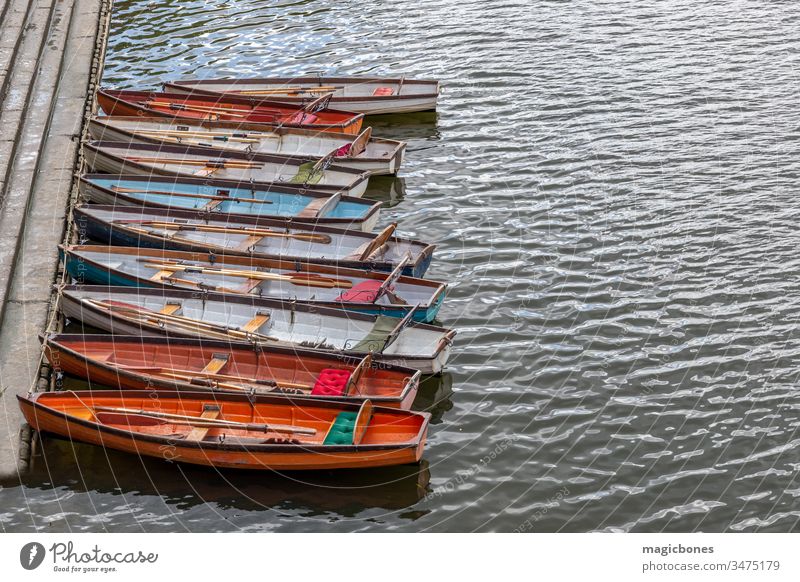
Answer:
165, 76, 440, 115
97, 89, 364, 135
60, 245, 446, 322
60, 286, 456, 374
74, 205, 435, 277
84, 141, 370, 197
79, 174, 382, 232
88, 117, 405, 175
19, 389, 430, 470
41, 333, 423, 408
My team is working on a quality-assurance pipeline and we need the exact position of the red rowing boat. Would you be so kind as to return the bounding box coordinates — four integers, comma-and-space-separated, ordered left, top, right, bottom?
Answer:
18, 390, 430, 470
97, 89, 365, 135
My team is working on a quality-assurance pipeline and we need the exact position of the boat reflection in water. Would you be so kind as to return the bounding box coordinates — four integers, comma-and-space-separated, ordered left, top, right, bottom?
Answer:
23, 436, 432, 518
413, 372, 454, 424
364, 175, 406, 208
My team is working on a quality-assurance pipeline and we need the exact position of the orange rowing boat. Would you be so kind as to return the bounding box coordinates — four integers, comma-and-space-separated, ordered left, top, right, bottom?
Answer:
18, 390, 430, 470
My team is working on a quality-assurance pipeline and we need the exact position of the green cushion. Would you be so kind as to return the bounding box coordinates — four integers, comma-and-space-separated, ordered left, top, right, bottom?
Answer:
351, 315, 397, 352
289, 162, 323, 185
323, 411, 358, 445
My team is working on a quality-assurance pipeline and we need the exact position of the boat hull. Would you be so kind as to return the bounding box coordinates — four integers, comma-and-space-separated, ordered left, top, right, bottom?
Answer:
59, 287, 453, 374
165, 77, 440, 115
97, 90, 365, 135
75, 205, 434, 278
83, 142, 370, 198
19, 391, 428, 470
78, 175, 381, 232
61, 247, 446, 323
87, 117, 405, 175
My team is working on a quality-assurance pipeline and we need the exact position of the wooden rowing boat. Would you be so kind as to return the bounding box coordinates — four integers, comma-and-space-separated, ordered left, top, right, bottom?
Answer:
88, 116, 405, 175
74, 205, 436, 277
18, 389, 430, 469
60, 245, 447, 322
97, 89, 364, 135
41, 332, 423, 407
165, 76, 440, 115
83, 141, 371, 197
59, 286, 456, 374
79, 174, 382, 232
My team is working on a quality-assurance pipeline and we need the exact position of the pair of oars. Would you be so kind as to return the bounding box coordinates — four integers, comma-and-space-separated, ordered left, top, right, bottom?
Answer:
93, 405, 316, 435
234, 85, 342, 96
115, 220, 333, 244
139, 259, 354, 289
87, 299, 279, 343
110, 185, 275, 205
124, 156, 264, 169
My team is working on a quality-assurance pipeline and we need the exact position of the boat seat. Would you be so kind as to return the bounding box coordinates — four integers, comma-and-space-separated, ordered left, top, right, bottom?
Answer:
336, 280, 384, 303
322, 411, 357, 445
201, 199, 224, 211
150, 269, 175, 282
311, 369, 352, 397
241, 312, 270, 333
373, 87, 395, 96
185, 404, 221, 442
297, 198, 326, 218
159, 302, 182, 315
233, 234, 264, 252
201, 353, 230, 375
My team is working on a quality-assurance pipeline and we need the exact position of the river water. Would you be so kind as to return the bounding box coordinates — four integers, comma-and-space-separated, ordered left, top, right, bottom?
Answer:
3, 0, 800, 532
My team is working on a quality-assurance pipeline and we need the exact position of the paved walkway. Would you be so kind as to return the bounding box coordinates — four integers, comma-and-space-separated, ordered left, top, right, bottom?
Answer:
0, 0, 110, 478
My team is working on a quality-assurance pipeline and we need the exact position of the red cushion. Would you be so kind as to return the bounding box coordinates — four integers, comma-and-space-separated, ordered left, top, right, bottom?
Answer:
373, 87, 394, 96
311, 368, 351, 397
289, 112, 319, 125
336, 280, 384, 303
334, 143, 352, 157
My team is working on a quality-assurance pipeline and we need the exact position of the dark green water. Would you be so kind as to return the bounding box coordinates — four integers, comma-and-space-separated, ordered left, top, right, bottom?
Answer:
4, 0, 800, 532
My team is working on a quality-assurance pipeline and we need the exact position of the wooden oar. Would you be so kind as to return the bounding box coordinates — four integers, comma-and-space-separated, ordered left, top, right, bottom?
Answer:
93, 405, 316, 435
234, 85, 341, 96
120, 220, 332, 244
138, 132, 262, 145
140, 260, 353, 289
132, 129, 280, 139
143, 100, 254, 118
124, 157, 263, 169
87, 299, 280, 342
111, 186, 274, 205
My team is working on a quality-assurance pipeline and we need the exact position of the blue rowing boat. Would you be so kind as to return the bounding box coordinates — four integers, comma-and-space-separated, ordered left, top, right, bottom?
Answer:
79, 174, 382, 232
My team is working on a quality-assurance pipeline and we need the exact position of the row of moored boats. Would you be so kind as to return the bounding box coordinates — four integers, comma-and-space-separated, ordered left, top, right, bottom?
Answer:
19, 76, 451, 470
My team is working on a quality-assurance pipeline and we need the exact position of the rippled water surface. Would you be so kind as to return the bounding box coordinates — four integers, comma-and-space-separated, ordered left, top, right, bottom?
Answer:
4, 0, 800, 532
